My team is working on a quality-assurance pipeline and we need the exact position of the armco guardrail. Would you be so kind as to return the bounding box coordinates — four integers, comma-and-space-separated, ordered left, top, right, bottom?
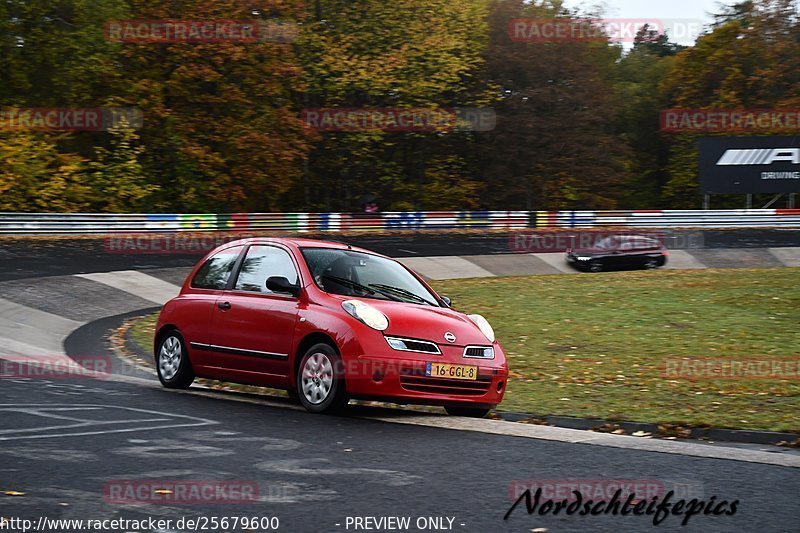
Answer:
0, 209, 799, 235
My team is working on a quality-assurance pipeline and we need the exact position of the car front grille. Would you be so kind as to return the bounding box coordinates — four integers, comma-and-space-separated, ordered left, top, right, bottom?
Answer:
399, 375, 492, 396
385, 336, 441, 354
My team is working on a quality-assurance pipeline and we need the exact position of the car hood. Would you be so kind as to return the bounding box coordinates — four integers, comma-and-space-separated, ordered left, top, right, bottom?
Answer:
569, 247, 608, 255
334, 296, 493, 346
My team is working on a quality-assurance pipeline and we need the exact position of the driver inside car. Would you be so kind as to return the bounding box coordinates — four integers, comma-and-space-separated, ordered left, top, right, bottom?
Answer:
318, 257, 363, 296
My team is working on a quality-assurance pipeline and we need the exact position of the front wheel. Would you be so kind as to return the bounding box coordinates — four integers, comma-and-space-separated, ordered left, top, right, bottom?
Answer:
445, 406, 493, 418
588, 260, 603, 273
297, 343, 348, 414
156, 330, 194, 389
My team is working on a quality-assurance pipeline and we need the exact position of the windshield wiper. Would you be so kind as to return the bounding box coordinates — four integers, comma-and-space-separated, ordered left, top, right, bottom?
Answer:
321, 275, 403, 302
368, 283, 436, 306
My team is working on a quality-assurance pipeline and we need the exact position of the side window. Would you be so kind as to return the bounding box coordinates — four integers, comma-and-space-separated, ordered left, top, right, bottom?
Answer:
234, 246, 299, 294
619, 241, 634, 251
191, 246, 243, 289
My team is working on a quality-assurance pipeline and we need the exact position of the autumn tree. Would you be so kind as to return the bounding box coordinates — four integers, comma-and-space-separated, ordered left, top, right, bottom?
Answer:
475, 0, 631, 211
290, 0, 492, 211
119, 0, 313, 212
660, 0, 800, 207
0, 132, 91, 211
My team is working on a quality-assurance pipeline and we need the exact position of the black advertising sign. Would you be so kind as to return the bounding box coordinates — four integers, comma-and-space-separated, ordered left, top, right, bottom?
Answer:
698, 136, 800, 194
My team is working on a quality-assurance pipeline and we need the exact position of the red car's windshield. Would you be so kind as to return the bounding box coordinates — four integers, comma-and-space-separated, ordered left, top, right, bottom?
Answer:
301, 248, 439, 306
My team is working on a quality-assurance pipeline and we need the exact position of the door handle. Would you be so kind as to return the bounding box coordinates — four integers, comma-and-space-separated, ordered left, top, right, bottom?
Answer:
217, 301, 231, 310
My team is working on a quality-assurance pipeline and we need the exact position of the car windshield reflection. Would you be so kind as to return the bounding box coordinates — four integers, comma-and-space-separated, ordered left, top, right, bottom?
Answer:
301, 248, 438, 306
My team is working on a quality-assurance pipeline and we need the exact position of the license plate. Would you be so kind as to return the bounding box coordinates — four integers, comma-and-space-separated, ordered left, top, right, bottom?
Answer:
426, 362, 478, 381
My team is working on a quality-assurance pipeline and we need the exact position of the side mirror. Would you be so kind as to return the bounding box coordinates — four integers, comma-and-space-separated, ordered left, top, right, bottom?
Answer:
266, 276, 301, 296
441, 296, 452, 307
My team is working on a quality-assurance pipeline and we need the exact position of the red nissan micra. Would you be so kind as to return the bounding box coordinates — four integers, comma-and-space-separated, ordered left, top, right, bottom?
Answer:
154, 238, 508, 416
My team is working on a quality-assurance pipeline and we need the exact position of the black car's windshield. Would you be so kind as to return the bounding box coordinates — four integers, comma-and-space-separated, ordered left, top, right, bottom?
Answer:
301, 248, 438, 306
595, 237, 622, 250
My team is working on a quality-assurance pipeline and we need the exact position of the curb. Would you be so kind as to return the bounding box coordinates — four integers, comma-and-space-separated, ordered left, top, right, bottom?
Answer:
496, 411, 800, 446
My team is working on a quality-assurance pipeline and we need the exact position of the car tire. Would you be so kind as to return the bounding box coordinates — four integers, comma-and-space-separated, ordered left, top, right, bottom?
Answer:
297, 343, 348, 414
156, 330, 195, 389
445, 406, 493, 418
588, 260, 603, 273
644, 259, 659, 269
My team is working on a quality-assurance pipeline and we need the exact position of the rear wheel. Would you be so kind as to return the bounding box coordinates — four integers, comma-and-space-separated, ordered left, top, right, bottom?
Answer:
644, 258, 659, 269
445, 406, 493, 418
156, 330, 194, 389
297, 343, 348, 414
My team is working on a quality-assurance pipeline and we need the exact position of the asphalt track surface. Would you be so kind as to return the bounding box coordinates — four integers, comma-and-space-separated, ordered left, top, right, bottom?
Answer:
1, 234, 799, 533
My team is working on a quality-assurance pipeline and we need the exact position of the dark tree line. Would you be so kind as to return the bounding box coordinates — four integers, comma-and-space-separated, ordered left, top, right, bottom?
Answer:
1, 0, 797, 212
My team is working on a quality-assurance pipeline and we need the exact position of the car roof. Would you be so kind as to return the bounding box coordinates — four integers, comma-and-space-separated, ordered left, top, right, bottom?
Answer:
228, 237, 384, 257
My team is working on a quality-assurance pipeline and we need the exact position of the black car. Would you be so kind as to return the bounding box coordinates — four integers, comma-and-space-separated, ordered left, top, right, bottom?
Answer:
566, 235, 668, 272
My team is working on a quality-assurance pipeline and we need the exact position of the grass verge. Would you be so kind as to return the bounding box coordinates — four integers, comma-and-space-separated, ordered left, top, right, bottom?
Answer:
127, 268, 799, 432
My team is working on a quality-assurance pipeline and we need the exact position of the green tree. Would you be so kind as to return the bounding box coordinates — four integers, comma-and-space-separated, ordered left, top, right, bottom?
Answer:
613, 26, 683, 208
86, 118, 157, 211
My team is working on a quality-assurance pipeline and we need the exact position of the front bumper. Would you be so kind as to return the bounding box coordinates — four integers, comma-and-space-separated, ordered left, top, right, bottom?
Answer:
343, 343, 509, 406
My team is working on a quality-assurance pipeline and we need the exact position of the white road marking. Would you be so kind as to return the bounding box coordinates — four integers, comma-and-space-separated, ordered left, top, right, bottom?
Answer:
0, 297, 81, 355
0, 404, 216, 441
530, 253, 578, 274
75, 270, 180, 305
397, 256, 494, 280
111, 439, 233, 459
769, 247, 800, 267
663, 250, 708, 270
255, 458, 422, 486
0, 447, 97, 462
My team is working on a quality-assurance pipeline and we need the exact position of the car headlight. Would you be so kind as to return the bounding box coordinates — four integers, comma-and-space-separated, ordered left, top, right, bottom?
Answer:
342, 300, 389, 331
577, 256, 591, 261
467, 314, 495, 343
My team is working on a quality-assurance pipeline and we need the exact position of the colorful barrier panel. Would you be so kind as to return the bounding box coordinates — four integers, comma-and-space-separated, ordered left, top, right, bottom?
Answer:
0, 210, 796, 234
